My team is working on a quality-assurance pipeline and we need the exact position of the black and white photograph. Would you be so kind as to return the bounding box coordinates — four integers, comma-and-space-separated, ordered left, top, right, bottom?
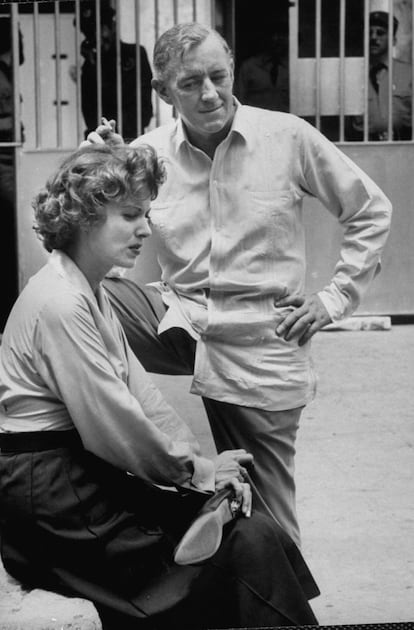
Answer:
0, 1, 413, 629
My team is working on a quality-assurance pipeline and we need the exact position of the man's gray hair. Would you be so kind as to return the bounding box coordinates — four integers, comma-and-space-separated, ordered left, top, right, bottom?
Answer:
153, 22, 233, 82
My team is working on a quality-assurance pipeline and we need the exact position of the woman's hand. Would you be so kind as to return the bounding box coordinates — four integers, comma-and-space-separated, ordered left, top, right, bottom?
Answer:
213, 449, 254, 517
79, 117, 125, 148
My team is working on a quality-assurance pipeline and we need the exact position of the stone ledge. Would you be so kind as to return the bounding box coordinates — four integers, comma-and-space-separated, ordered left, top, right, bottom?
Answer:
322, 315, 392, 332
0, 557, 101, 630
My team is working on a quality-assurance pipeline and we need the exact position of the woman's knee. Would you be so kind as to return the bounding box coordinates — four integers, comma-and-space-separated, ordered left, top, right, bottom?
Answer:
218, 510, 288, 568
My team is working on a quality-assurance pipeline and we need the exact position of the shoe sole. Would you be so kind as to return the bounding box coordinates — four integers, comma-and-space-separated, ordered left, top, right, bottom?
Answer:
174, 500, 231, 565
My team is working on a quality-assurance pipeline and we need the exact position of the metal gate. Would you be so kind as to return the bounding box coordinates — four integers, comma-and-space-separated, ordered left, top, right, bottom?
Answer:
12, 0, 214, 291
287, 0, 414, 315
8, 0, 414, 315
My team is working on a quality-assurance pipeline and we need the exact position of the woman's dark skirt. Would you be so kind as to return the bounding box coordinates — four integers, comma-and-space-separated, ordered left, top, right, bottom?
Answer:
0, 441, 319, 629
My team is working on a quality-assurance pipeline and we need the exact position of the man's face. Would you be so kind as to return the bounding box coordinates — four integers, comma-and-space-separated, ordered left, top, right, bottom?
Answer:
158, 34, 235, 141
369, 24, 390, 60
101, 24, 115, 52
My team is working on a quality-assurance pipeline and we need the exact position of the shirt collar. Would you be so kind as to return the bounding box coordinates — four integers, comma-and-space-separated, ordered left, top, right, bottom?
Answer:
230, 99, 256, 148
174, 98, 253, 152
175, 117, 188, 150
48, 249, 98, 304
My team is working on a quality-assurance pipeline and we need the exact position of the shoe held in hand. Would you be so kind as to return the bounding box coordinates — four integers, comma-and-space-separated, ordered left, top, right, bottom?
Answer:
174, 487, 242, 565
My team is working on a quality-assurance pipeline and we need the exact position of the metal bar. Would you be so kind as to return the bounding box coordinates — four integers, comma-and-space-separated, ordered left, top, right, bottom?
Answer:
54, 1, 62, 147
115, 0, 123, 135
74, 0, 83, 144
363, 0, 369, 142
315, 0, 321, 130
95, 0, 103, 126
339, 0, 346, 141
10, 3, 20, 145
288, 0, 298, 121
33, 1, 41, 147
135, 0, 142, 137
412, 0, 414, 139
228, 0, 236, 51
154, 0, 161, 126
192, 0, 197, 22
0, 142, 22, 148
210, 0, 216, 27
387, 0, 393, 141
9, 3, 19, 291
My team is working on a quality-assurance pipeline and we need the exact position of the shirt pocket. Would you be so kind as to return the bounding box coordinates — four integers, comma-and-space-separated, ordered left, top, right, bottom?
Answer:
148, 200, 185, 251
246, 189, 301, 251
150, 199, 210, 256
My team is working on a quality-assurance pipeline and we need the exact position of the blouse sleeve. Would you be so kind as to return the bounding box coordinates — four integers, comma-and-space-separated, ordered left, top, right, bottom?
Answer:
33, 291, 215, 493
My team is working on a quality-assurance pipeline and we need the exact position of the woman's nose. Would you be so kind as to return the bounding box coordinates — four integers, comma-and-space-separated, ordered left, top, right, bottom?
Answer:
136, 217, 152, 238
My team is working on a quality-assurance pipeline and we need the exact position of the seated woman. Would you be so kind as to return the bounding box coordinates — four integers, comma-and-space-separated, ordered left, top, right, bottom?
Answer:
0, 143, 319, 630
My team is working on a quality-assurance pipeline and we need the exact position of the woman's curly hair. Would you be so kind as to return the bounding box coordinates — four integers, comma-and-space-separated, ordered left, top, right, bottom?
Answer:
33, 143, 166, 252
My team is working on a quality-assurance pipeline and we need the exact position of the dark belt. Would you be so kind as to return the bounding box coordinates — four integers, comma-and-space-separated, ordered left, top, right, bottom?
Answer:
0, 429, 83, 453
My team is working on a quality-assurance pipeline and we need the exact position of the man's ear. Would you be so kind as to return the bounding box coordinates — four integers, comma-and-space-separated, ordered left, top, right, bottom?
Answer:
152, 78, 174, 105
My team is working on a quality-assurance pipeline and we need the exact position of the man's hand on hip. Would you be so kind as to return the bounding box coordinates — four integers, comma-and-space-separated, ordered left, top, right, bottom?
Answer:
275, 293, 332, 346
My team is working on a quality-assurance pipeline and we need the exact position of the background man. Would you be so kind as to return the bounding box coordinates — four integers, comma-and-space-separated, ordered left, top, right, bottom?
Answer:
71, 0, 153, 140
349, 8, 412, 140
235, 27, 290, 112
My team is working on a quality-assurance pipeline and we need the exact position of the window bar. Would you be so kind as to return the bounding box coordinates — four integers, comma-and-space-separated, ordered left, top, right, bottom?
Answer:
74, 0, 83, 145
412, 0, 414, 139
339, 0, 346, 142
363, 0, 369, 142
95, 0, 103, 128
210, 0, 216, 28
11, 3, 20, 146
33, 2, 42, 148
192, 0, 197, 22
135, 0, 143, 137
315, 0, 322, 130
387, 0, 393, 141
115, 0, 123, 136
172, 0, 179, 119
10, 3, 19, 288
54, 1, 62, 147
154, 0, 161, 126
228, 0, 236, 52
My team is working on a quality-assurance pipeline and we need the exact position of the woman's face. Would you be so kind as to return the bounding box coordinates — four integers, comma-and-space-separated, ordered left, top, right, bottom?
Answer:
83, 193, 152, 273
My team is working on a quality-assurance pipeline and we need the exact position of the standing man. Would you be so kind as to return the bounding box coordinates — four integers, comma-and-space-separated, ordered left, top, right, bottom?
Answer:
349, 8, 412, 141
92, 22, 392, 547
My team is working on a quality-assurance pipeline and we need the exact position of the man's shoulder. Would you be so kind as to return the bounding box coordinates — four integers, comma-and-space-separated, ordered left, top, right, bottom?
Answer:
240, 105, 306, 131
392, 57, 412, 76
131, 120, 177, 150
